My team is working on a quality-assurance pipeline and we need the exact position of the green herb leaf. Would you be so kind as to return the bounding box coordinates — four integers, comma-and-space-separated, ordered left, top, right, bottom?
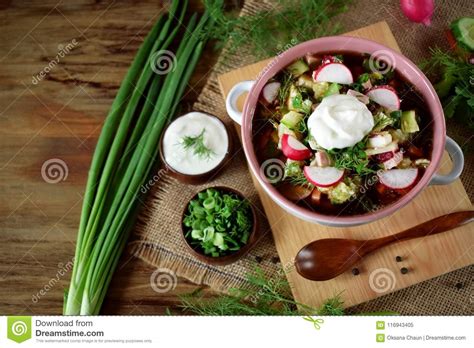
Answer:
183, 189, 253, 257
181, 128, 215, 160
327, 140, 376, 176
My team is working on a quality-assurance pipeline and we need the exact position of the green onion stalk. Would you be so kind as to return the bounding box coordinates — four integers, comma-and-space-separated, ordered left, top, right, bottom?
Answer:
64, 0, 221, 315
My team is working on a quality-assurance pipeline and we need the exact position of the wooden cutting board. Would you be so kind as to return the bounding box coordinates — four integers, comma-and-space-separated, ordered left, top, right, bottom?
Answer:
218, 21, 474, 308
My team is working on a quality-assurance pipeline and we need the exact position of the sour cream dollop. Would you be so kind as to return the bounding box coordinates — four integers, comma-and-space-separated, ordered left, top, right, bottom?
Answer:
307, 94, 374, 149
162, 112, 229, 175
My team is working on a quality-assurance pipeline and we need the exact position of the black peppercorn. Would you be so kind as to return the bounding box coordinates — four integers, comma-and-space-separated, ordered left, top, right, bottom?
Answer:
255, 256, 263, 263
351, 268, 360, 275
400, 267, 408, 274
271, 256, 280, 264
395, 256, 402, 262
455, 282, 463, 289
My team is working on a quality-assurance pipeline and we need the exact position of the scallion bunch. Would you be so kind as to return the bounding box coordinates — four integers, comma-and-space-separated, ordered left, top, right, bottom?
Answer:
64, 0, 223, 315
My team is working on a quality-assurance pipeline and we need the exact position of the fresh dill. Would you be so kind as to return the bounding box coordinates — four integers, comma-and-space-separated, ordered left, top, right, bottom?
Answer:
327, 140, 376, 176
204, 0, 349, 59
420, 47, 474, 129
278, 71, 293, 107
287, 171, 313, 187
178, 265, 345, 316
180, 129, 215, 160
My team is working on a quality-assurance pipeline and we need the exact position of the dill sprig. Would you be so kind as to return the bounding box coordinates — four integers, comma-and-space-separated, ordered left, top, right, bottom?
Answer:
327, 140, 376, 176
204, 0, 349, 59
420, 47, 474, 129
181, 129, 215, 160
287, 171, 313, 187
178, 265, 345, 316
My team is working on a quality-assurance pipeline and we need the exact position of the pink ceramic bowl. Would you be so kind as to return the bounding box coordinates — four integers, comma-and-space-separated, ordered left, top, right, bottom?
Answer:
225, 36, 464, 227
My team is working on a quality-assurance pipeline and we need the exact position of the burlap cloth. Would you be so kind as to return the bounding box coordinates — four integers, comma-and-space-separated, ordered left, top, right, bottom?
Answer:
132, 0, 473, 315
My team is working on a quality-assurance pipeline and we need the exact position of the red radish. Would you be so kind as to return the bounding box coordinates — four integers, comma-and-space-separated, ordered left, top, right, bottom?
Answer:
281, 134, 312, 160
366, 85, 400, 111
322, 55, 340, 64
374, 151, 395, 163
303, 166, 344, 187
347, 89, 369, 104
378, 168, 418, 189
312, 63, 354, 84
383, 151, 404, 170
262, 81, 281, 104
366, 142, 398, 156
400, 0, 434, 26
368, 132, 392, 148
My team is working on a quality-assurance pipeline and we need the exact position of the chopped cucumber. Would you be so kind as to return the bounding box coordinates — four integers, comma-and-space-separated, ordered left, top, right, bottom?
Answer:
328, 181, 357, 204
373, 111, 394, 131
312, 81, 329, 99
450, 17, 474, 52
284, 159, 303, 178
287, 85, 302, 111
401, 110, 419, 133
324, 83, 341, 97
296, 74, 315, 89
286, 59, 309, 77
281, 111, 303, 129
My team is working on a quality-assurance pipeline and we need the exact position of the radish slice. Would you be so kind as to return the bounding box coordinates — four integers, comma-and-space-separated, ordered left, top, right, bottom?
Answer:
281, 134, 312, 160
303, 166, 344, 187
262, 81, 281, 104
366, 85, 400, 111
383, 151, 404, 170
312, 63, 354, 84
378, 168, 418, 189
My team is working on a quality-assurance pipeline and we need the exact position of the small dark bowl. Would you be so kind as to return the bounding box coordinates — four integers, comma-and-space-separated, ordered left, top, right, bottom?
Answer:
159, 113, 233, 185
181, 186, 258, 266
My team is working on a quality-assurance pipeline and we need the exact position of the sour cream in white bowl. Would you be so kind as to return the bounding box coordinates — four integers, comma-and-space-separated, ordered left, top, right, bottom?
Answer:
160, 112, 231, 184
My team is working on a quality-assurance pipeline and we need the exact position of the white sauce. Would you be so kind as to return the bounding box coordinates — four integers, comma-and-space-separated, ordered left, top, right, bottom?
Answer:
162, 112, 229, 175
307, 94, 374, 149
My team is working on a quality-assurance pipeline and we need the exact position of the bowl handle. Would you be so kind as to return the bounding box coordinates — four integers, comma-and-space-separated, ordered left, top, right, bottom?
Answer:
429, 136, 464, 186
225, 80, 254, 125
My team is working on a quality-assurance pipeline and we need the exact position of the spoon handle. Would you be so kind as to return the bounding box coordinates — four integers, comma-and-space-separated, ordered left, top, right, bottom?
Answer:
364, 211, 474, 253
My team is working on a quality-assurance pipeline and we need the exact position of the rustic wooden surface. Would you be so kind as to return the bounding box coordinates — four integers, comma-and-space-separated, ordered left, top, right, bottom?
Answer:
218, 22, 474, 308
0, 0, 219, 315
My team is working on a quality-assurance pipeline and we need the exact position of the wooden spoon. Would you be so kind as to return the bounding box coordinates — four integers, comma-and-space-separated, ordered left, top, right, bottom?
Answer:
295, 211, 474, 281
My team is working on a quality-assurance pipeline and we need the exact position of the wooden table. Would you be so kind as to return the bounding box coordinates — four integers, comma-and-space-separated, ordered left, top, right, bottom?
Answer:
0, 0, 218, 315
